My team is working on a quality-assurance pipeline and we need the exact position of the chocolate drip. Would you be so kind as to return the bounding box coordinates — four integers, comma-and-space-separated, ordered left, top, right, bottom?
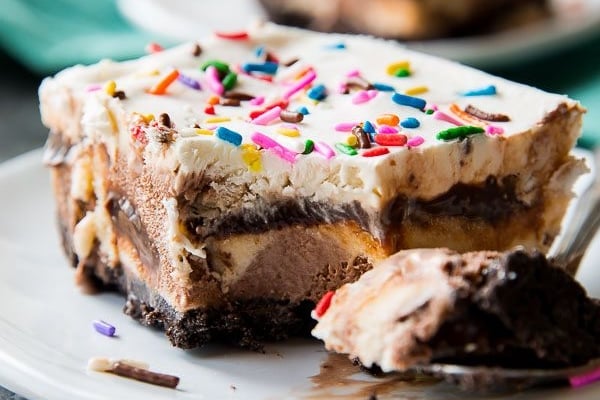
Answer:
106, 192, 160, 269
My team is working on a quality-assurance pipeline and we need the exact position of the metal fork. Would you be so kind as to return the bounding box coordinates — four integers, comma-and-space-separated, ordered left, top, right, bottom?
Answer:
413, 148, 600, 391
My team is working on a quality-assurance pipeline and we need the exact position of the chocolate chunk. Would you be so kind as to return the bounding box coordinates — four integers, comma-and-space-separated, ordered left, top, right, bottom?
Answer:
346, 76, 374, 91
221, 98, 241, 107
192, 43, 202, 57
112, 90, 127, 100
159, 113, 172, 128
223, 92, 255, 101
351, 125, 371, 149
465, 105, 510, 122
112, 362, 180, 389
280, 109, 304, 123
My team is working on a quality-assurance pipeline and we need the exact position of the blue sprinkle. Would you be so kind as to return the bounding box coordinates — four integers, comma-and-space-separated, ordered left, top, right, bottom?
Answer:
296, 106, 310, 115
363, 120, 375, 134
242, 62, 278, 75
401, 117, 420, 129
461, 85, 497, 96
307, 84, 327, 101
326, 42, 346, 50
254, 45, 265, 58
392, 92, 426, 110
177, 73, 202, 90
216, 126, 242, 146
372, 83, 395, 92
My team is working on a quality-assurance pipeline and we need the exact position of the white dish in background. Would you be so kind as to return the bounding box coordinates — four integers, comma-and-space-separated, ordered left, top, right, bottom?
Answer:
117, 0, 600, 68
0, 149, 599, 400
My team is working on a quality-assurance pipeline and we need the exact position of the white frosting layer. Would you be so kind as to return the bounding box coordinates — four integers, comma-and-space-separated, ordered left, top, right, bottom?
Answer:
39, 22, 581, 214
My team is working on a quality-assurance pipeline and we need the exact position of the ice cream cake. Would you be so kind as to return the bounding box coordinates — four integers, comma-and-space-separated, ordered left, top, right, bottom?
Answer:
39, 23, 584, 348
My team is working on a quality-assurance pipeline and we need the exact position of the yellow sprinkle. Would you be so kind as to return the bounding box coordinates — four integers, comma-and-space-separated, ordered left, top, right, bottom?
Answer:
195, 128, 213, 135
241, 144, 262, 172
386, 61, 410, 76
345, 135, 358, 147
204, 117, 231, 123
107, 109, 118, 133
104, 80, 116, 96
277, 127, 300, 137
141, 113, 155, 123
405, 85, 429, 95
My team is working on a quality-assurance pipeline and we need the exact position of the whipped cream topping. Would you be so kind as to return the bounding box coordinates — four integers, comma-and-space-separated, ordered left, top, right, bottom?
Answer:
39, 22, 581, 212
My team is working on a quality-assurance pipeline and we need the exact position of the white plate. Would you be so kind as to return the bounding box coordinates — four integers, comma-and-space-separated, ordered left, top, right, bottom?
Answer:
0, 149, 599, 400
117, 0, 600, 68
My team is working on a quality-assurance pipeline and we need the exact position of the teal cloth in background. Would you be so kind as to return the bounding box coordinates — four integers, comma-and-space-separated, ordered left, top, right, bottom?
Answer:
0, 0, 169, 74
0, 0, 598, 145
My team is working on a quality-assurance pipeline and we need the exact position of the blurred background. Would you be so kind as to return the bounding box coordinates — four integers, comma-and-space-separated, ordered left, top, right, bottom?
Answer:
0, 0, 599, 164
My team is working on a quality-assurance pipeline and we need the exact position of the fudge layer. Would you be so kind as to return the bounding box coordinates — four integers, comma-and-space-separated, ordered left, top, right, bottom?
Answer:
40, 23, 584, 348
312, 248, 600, 372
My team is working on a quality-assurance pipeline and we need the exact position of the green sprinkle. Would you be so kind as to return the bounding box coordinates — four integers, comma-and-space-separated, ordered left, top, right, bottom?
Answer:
200, 60, 230, 74
436, 126, 485, 141
335, 142, 358, 156
425, 109, 435, 115
303, 139, 315, 154
222, 72, 238, 91
394, 68, 410, 77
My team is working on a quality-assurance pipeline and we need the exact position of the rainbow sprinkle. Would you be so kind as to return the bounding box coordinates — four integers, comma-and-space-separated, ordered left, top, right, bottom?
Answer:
148, 69, 180, 95
242, 62, 278, 75
335, 142, 358, 155
251, 106, 282, 125
436, 126, 485, 141
307, 84, 328, 101
314, 141, 335, 159
215, 126, 242, 146
401, 117, 420, 128
461, 85, 497, 96
433, 111, 463, 126
392, 93, 426, 110
205, 66, 225, 95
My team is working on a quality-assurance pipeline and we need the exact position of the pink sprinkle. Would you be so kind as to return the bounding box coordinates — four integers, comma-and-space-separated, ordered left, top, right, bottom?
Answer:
251, 106, 282, 125
486, 125, 504, 135
367, 90, 378, 99
378, 125, 399, 134
337, 83, 348, 94
86, 84, 102, 92
283, 70, 317, 99
249, 96, 265, 106
314, 141, 335, 159
569, 367, 600, 388
270, 146, 297, 163
433, 111, 463, 126
352, 90, 371, 105
205, 66, 224, 95
346, 69, 361, 78
334, 122, 360, 132
250, 132, 297, 163
251, 131, 278, 148
407, 136, 425, 147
